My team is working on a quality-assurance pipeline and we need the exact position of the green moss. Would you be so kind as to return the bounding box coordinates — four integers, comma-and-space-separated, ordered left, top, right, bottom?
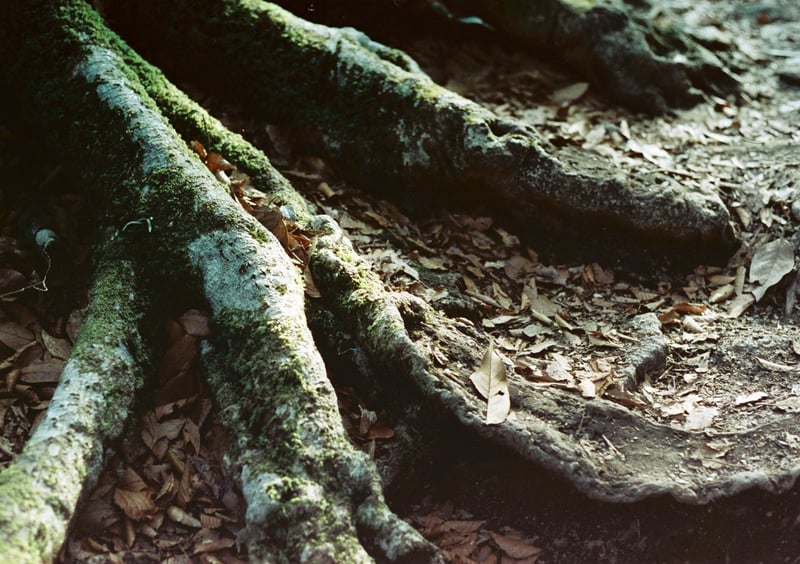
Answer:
0, 465, 59, 562
64, 242, 150, 434
97, 1, 314, 225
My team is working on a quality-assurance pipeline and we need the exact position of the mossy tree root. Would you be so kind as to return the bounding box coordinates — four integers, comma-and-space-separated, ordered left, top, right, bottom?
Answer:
270, 0, 739, 113
107, 0, 733, 252
0, 0, 439, 561
443, 0, 739, 113
0, 242, 152, 563
309, 216, 800, 505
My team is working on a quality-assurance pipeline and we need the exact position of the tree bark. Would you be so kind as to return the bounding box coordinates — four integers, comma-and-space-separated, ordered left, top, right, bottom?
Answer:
437, 0, 739, 113
271, 0, 738, 114
0, 240, 152, 562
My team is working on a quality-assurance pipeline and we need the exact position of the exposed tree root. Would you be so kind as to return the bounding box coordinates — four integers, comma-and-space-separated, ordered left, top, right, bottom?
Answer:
272, 0, 739, 114
0, 242, 152, 562
0, 0, 775, 562
309, 218, 800, 505
0, 1, 439, 561
438, 0, 739, 113
108, 0, 733, 253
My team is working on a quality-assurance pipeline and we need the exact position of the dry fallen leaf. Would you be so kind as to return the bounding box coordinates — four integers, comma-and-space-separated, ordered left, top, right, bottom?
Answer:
734, 391, 768, 406
0, 268, 26, 294
192, 528, 236, 554
684, 405, 718, 431
489, 530, 543, 559
750, 238, 795, 301
727, 293, 755, 318
40, 330, 72, 360
113, 467, 156, 521
504, 255, 537, 281
19, 359, 64, 384
166, 505, 202, 528
577, 378, 596, 399
178, 309, 210, 337
756, 357, 800, 372
550, 81, 589, 104
469, 343, 511, 424
0, 320, 34, 350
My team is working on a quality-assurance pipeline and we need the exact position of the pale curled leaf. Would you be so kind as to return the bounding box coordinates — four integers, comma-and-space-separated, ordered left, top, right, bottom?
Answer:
178, 309, 210, 337
166, 505, 202, 528
469, 343, 510, 424
684, 406, 718, 431
550, 81, 589, 104
756, 357, 800, 372
749, 238, 795, 301
489, 530, 542, 559
734, 391, 768, 406
577, 378, 596, 399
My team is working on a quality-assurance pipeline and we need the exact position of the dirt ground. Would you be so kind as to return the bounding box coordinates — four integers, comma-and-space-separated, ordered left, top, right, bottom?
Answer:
2, 0, 800, 561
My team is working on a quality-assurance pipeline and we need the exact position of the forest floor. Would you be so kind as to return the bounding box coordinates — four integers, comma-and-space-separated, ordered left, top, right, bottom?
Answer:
1, 0, 800, 562
388, 1, 800, 561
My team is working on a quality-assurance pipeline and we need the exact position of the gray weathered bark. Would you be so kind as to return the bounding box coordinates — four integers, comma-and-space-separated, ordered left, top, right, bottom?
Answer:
270, 0, 739, 113
0, 240, 152, 562
438, 0, 739, 113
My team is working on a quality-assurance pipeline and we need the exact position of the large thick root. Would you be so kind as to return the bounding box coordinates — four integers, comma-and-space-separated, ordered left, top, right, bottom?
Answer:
443, 0, 739, 113
0, 0, 439, 560
309, 217, 800, 505
272, 0, 739, 113
193, 227, 437, 562
108, 0, 733, 252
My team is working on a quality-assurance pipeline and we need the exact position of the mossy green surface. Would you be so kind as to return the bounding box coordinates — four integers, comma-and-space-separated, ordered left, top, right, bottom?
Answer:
0, 466, 58, 563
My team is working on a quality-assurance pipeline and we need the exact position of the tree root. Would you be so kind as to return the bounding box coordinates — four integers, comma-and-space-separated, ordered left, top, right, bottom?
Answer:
108, 0, 733, 254
309, 216, 800, 505
0, 240, 152, 562
0, 1, 439, 561
272, 0, 739, 114
441, 0, 739, 113
0, 0, 779, 561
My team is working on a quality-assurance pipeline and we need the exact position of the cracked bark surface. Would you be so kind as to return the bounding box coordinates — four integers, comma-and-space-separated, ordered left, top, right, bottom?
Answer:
0, 0, 785, 562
